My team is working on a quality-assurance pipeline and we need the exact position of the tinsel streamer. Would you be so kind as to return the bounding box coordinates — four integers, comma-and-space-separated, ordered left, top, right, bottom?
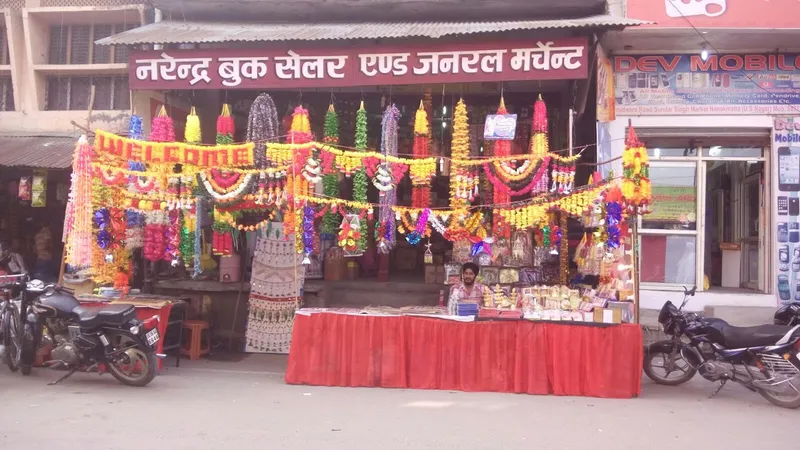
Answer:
193, 196, 203, 278
606, 201, 622, 248
412, 101, 431, 209
406, 208, 430, 245
185, 106, 202, 144
216, 103, 235, 145
64, 136, 94, 269
491, 97, 512, 239
128, 114, 143, 140
377, 104, 400, 254
246, 93, 280, 169
321, 103, 340, 238
353, 169, 369, 251
179, 210, 195, 266
449, 98, 472, 208
530, 95, 550, 193
302, 204, 314, 264
150, 105, 176, 142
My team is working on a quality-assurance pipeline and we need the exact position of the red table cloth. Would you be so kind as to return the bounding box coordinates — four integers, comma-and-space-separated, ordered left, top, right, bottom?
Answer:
286, 314, 643, 399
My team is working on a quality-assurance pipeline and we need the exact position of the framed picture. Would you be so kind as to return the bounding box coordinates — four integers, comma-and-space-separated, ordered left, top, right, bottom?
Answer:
510, 230, 532, 266
499, 267, 520, 284
444, 263, 462, 285
479, 267, 500, 285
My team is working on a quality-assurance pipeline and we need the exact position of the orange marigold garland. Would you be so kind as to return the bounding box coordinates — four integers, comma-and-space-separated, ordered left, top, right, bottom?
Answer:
622, 125, 652, 214
449, 98, 476, 207
529, 94, 550, 194
491, 97, 512, 239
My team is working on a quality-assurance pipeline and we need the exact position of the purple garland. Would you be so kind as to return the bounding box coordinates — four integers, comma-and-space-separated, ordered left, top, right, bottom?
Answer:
406, 208, 430, 245
378, 104, 400, 254
606, 202, 622, 248
302, 204, 314, 264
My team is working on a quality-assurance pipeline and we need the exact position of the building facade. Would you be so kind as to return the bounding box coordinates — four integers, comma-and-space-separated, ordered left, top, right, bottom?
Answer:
602, 0, 800, 310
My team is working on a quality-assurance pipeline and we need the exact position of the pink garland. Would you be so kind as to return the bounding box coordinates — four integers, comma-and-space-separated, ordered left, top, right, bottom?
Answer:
150, 114, 176, 142
64, 137, 94, 268
482, 156, 551, 197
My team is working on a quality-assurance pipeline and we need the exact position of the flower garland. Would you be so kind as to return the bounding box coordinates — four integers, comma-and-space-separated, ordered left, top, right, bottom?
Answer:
179, 210, 195, 268
198, 171, 254, 203
622, 125, 652, 214
529, 95, 550, 194
246, 93, 280, 169
64, 136, 95, 269
166, 209, 181, 265
289, 105, 313, 144
144, 210, 169, 261
185, 106, 202, 144
449, 98, 474, 207
321, 103, 342, 239
404, 208, 430, 245
412, 101, 432, 209
212, 208, 235, 254
216, 104, 234, 145
193, 196, 204, 277
125, 210, 145, 251
150, 105, 176, 142
338, 213, 362, 254
483, 156, 551, 197
353, 169, 369, 252
550, 159, 576, 194
129, 114, 144, 141
497, 184, 608, 230
377, 104, 400, 254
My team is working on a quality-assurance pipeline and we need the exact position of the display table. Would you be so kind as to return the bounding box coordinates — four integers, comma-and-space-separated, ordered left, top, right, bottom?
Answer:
286, 313, 643, 399
77, 295, 183, 370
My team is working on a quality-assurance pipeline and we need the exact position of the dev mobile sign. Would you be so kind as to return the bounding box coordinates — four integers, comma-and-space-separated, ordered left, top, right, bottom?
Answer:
773, 118, 800, 304
613, 54, 800, 115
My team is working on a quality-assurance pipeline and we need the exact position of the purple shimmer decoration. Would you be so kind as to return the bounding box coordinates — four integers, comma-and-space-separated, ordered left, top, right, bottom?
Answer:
378, 104, 400, 254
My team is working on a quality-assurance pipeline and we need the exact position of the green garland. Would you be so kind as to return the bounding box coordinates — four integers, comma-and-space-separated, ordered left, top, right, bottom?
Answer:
179, 210, 194, 267
354, 102, 368, 251
321, 104, 340, 238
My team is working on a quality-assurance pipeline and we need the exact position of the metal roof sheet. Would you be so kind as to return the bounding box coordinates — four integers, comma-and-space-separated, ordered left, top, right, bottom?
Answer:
0, 136, 78, 169
96, 15, 647, 45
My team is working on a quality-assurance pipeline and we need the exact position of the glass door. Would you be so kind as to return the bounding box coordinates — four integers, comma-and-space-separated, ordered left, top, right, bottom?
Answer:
741, 167, 763, 290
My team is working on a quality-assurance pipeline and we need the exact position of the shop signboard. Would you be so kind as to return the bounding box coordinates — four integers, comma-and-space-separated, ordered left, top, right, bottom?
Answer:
627, 0, 800, 29
596, 44, 615, 122
773, 118, 800, 304
614, 54, 800, 115
128, 38, 589, 90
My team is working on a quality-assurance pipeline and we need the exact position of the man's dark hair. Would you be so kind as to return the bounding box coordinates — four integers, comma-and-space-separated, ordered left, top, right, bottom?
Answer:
462, 262, 480, 275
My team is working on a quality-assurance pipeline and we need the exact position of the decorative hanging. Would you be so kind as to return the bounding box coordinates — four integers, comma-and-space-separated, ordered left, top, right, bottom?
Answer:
449, 98, 477, 206
246, 93, 280, 169
198, 170, 254, 204
301, 204, 315, 264
483, 156, 551, 197
128, 115, 144, 141
529, 95, 550, 193
376, 104, 400, 254
622, 125, 652, 214
185, 106, 202, 144
411, 101, 432, 209
289, 105, 313, 144
150, 105, 176, 142
550, 159, 577, 194
216, 103, 235, 145
63, 136, 94, 269
491, 97, 513, 240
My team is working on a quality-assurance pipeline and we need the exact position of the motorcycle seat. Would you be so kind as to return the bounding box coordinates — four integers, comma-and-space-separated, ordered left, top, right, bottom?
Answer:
73, 304, 136, 329
710, 319, 800, 349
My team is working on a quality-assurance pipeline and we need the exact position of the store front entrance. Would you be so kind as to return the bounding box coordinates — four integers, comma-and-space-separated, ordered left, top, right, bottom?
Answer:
639, 133, 769, 295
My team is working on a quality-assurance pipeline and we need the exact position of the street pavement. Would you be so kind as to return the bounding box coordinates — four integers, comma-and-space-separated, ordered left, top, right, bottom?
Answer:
0, 354, 797, 450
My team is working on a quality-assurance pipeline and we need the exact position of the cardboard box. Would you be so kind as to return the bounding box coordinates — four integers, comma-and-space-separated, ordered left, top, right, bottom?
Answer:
593, 307, 622, 324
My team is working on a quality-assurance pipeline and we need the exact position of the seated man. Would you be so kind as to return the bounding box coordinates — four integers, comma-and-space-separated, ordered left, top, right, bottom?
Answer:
448, 262, 487, 315
0, 239, 27, 275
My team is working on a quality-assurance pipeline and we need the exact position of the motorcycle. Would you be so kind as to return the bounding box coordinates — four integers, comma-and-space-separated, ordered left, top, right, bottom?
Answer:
774, 301, 800, 326
644, 286, 800, 409
8, 278, 161, 387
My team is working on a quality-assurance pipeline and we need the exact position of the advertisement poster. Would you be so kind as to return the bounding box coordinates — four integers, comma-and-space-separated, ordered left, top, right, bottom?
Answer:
483, 114, 518, 140
773, 118, 800, 304
648, 186, 697, 224
626, 0, 800, 29
613, 54, 800, 115
596, 44, 615, 122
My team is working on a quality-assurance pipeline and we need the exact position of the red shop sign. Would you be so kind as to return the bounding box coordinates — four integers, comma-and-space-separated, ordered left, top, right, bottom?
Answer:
129, 38, 589, 90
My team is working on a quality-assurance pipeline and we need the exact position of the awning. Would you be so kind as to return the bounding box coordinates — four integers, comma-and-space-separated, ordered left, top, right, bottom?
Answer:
95, 15, 648, 46
0, 135, 78, 170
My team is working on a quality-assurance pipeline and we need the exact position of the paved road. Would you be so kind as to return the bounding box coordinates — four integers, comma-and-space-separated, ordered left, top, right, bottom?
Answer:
0, 355, 796, 450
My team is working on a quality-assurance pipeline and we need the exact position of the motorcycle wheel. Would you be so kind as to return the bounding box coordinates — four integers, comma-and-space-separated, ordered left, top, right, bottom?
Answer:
19, 323, 36, 376
757, 374, 800, 409
644, 348, 697, 386
106, 335, 157, 387
2, 304, 21, 372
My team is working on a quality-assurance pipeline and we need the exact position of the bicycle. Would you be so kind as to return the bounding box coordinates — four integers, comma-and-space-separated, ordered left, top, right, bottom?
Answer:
0, 274, 27, 372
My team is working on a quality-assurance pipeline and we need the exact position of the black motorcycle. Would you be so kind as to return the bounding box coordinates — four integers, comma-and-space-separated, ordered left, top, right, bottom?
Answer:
644, 286, 800, 409
775, 301, 800, 327
7, 279, 161, 386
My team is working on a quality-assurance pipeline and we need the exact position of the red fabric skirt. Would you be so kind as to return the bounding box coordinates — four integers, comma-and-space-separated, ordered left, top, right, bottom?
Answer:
286, 314, 642, 398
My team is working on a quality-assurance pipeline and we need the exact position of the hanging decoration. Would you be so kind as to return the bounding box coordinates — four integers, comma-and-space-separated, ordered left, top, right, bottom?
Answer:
412, 101, 432, 209
529, 95, 550, 194
128, 115, 144, 141
449, 98, 477, 206
198, 170, 254, 204
491, 97, 513, 240
212, 208, 235, 255
185, 107, 202, 144
550, 159, 577, 194
321, 102, 341, 237
216, 103, 235, 145
404, 208, 431, 245
150, 105, 176, 142
246, 93, 280, 169
63, 136, 94, 269
622, 125, 652, 214
289, 105, 313, 144
483, 156, 551, 197
376, 104, 400, 254
497, 183, 609, 230
301, 204, 315, 264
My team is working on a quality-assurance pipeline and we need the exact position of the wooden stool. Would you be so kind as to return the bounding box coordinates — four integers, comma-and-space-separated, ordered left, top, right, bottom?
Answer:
181, 320, 211, 360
